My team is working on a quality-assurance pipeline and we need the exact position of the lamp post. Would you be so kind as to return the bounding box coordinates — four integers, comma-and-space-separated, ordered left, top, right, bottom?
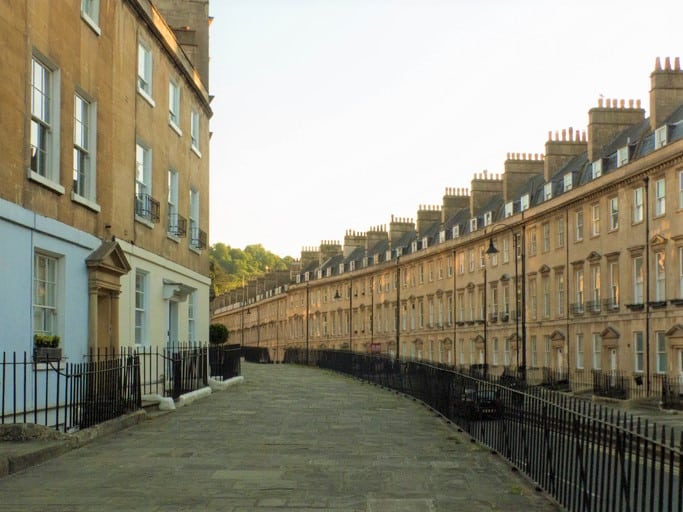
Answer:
485, 224, 526, 383
395, 255, 401, 361
334, 277, 353, 352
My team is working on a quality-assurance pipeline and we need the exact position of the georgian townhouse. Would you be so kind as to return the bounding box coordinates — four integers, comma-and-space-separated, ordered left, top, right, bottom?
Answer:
0, 0, 212, 360
213, 58, 683, 398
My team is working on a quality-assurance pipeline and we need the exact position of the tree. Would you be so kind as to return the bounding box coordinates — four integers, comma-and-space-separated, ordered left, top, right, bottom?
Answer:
209, 323, 229, 344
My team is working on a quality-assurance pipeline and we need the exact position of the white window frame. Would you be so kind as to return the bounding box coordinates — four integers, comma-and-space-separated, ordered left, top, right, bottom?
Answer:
563, 173, 573, 192
655, 178, 666, 217
542, 222, 550, 252
679, 247, 683, 299
556, 272, 565, 317
189, 188, 201, 249
655, 126, 668, 149
609, 197, 619, 231
81, 0, 101, 35
544, 182, 552, 201
633, 256, 644, 304
29, 54, 63, 193
135, 142, 153, 222
575, 210, 584, 242
504, 202, 513, 218
137, 41, 154, 105
655, 252, 666, 302
168, 80, 182, 134
633, 187, 644, 223
592, 159, 603, 179
609, 261, 619, 308
188, 291, 196, 342
591, 203, 600, 236
576, 333, 584, 370
167, 169, 179, 237
617, 146, 630, 167
191, 109, 201, 156
529, 229, 537, 256
469, 217, 478, 232
634, 331, 644, 373
33, 252, 59, 337
135, 270, 148, 345
557, 217, 565, 248
483, 211, 492, 227
679, 170, 683, 209
72, 91, 99, 209
542, 275, 550, 318
575, 269, 584, 311
592, 333, 601, 370
520, 194, 530, 211
656, 331, 667, 374
591, 265, 601, 309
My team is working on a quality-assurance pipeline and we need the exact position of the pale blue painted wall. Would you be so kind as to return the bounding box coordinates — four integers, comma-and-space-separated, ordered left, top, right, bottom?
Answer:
0, 198, 100, 359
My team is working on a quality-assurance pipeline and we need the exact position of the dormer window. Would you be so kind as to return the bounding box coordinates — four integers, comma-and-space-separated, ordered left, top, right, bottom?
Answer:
520, 194, 530, 211
349, 261, 355, 271
411, 240, 418, 253
655, 126, 668, 149
385, 250, 392, 261
339, 263, 345, 274
470, 217, 478, 232
422, 236, 429, 249
316, 269, 323, 279
543, 183, 552, 201
563, 173, 573, 192
483, 211, 492, 227
439, 230, 445, 243
296, 274, 301, 284
617, 146, 630, 167
452, 225, 460, 238
304, 271, 310, 282
326, 267, 332, 277
504, 202, 513, 218
362, 257, 368, 268
592, 160, 603, 179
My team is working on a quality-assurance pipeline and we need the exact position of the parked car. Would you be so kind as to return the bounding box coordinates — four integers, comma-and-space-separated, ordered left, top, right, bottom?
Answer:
461, 388, 503, 420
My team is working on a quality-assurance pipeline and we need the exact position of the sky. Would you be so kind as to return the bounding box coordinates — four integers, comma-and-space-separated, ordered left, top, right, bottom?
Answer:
208, 0, 683, 259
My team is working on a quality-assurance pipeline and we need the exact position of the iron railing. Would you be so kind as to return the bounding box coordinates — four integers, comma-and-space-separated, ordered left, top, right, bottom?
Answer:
134, 193, 160, 223
167, 212, 188, 237
208, 344, 241, 380
284, 349, 683, 512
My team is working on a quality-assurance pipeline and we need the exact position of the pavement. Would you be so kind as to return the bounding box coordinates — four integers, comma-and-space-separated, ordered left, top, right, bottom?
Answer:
0, 362, 562, 511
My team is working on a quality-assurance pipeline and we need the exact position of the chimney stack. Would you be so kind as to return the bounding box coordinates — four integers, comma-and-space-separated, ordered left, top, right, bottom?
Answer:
366, 225, 389, 251
299, 246, 320, 271
319, 240, 342, 263
649, 56, 683, 131
343, 230, 367, 258
416, 205, 442, 237
470, 171, 503, 214
543, 129, 587, 180
442, 187, 470, 223
587, 97, 645, 161
502, 153, 544, 202
389, 215, 415, 249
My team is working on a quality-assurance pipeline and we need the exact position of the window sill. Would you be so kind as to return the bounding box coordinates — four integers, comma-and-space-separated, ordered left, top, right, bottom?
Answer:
71, 192, 101, 212
169, 121, 183, 137
189, 246, 202, 255
81, 12, 101, 36
27, 170, 65, 195
135, 215, 155, 229
191, 146, 202, 158
137, 88, 156, 108
167, 233, 180, 243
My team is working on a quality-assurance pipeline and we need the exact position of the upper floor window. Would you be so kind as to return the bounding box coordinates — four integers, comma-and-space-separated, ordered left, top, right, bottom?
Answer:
520, 194, 530, 211
502, 237, 509, 264
468, 249, 475, 272
135, 142, 158, 223
592, 160, 603, 179
678, 171, 683, 209
556, 217, 565, 248
167, 169, 181, 237
542, 223, 550, 252
30, 55, 62, 190
483, 211, 492, 227
633, 256, 644, 304
591, 203, 600, 236
563, 173, 573, 192
81, 0, 101, 34
469, 217, 478, 232
633, 187, 644, 223
72, 93, 97, 205
544, 183, 552, 201
137, 41, 154, 103
609, 197, 619, 231
655, 178, 666, 216
191, 109, 201, 155
679, 247, 683, 299
575, 210, 584, 242
135, 270, 148, 345
655, 126, 668, 149
504, 202, 513, 218
168, 81, 181, 133
189, 189, 203, 249
617, 145, 630, 167
528, 229, 537, 256
655, 252, 666, 302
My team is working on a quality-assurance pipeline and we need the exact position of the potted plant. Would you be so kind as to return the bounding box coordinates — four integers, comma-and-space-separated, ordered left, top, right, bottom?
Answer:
34, 334, 62, 362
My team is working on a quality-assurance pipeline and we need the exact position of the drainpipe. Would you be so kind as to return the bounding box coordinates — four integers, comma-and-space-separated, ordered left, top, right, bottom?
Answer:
644, 176, 651, 395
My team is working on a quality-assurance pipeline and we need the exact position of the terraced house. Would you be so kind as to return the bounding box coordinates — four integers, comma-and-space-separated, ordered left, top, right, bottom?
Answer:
0, 0, 212, 361
213, 58, 683, 399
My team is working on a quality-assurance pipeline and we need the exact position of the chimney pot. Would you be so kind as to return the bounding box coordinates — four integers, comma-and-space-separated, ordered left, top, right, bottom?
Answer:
676, 57, 681, 70
665, 57, 672, 71
655, 56, 662, 71
598, 97, 603, 108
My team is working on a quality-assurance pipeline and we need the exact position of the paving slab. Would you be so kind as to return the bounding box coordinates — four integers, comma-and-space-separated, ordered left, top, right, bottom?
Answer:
0, 363, 561, 511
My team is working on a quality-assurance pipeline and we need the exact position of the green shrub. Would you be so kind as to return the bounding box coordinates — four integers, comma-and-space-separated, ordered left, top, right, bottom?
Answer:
209, 323, 229, 344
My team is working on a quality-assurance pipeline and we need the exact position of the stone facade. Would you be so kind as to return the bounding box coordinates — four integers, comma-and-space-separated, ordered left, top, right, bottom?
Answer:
0, 0, 212, 355
213, 59, 683, 395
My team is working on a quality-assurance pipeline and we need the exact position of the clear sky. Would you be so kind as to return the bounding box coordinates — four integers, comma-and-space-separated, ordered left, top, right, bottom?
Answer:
208, 0, 683, 259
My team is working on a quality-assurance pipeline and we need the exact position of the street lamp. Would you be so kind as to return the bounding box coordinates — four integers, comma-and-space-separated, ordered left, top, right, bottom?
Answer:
486, 224, 526, 382
334, 277, 353, 352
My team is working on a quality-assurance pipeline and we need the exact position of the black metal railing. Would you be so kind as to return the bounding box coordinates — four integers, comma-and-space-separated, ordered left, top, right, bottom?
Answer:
135, 193, 160, 223
1, 352, 141, 432
167, 212, 187, 237
570, 302, 585, 315
190, 227, 207, 249
208, 344, 241, 380
284, 349, 683, 512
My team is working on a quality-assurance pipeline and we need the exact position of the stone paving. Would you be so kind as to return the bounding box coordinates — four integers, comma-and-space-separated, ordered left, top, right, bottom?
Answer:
0, 363, 561, 511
